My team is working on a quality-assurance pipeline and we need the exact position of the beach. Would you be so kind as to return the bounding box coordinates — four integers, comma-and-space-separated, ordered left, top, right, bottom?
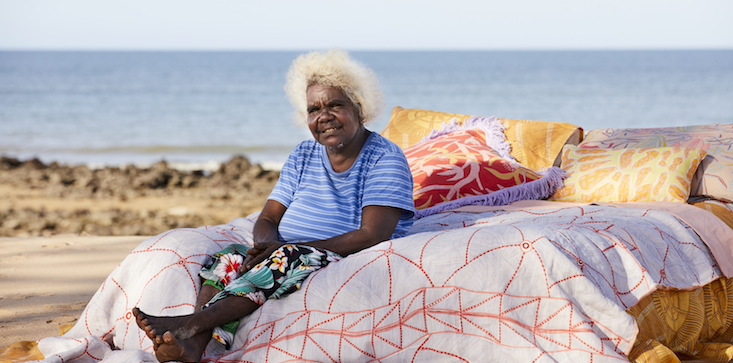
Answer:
0, 156, 279, 348
0, 235, 146, 348
1, 49, 731, 356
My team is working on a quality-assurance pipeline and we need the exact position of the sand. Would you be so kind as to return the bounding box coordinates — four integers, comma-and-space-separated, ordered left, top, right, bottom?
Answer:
0, 157, 280, 350
0, 157, 281, 350
0, 234, 148, 348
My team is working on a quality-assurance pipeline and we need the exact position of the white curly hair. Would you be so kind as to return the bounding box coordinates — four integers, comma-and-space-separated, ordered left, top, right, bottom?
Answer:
285, 49, 384, 125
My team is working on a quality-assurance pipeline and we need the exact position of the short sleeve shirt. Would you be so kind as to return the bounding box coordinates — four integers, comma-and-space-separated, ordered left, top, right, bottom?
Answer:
268, 132, 415, 242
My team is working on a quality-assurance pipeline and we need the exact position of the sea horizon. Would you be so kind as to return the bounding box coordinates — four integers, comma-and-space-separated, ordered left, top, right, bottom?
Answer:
1, 49, 731, 171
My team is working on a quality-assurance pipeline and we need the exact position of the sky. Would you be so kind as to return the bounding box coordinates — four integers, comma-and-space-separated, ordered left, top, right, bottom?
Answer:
1, 0, 732, 51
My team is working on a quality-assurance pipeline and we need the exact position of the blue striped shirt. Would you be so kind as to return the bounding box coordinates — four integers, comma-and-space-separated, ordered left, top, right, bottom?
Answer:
268, 132, 415, 242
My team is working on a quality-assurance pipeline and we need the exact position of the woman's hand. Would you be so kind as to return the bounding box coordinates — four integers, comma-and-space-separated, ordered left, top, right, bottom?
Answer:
244, 200, 287, 273
241, 240, 284, 273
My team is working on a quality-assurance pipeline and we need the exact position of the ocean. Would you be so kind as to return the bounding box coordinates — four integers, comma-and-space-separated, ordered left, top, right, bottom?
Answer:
1, 50, 731, 171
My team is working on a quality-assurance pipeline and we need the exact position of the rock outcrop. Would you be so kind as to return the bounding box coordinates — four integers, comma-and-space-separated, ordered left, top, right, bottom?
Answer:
0, 156, 279, 237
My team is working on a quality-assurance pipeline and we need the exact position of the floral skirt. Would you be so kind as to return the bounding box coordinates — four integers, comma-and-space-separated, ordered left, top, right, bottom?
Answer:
198, 244, 342, 348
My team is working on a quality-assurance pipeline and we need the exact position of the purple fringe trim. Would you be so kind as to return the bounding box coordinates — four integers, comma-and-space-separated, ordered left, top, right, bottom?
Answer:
414, 167, 568, 220
418, 116, 515, 162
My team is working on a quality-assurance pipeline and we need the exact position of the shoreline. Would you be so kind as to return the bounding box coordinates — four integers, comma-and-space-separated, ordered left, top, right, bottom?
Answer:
0, 155, 279, 237
0, 155, 285, 174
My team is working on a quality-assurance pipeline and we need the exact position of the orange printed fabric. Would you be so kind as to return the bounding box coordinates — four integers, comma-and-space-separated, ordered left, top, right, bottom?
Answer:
404, 128, 542, 210
550, 145, 707, 203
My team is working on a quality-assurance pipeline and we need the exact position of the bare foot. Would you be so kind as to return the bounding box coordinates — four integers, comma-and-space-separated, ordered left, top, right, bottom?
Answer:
133, 307, 200, 346
155, 330, 210, 363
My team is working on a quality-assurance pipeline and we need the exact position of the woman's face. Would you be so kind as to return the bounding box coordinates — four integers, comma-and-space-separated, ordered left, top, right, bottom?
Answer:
306, 84, 364, 152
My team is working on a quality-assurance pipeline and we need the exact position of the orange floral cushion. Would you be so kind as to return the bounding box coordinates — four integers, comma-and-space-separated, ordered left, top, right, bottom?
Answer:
404, 128, 544, 210
550, 145, 707, 203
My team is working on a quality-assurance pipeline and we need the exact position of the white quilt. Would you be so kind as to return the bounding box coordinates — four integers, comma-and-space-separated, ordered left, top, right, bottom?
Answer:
37, 204, 724, 362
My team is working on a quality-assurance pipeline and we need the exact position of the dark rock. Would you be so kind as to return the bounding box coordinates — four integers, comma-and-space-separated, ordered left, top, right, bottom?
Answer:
0, 155, 280, 237
0, 156, 22, 170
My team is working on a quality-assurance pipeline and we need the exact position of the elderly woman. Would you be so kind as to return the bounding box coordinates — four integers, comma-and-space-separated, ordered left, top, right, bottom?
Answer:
130, 49, 415, 362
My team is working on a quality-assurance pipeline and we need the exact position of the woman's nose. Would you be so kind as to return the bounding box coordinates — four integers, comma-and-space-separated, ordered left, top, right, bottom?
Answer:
315, 107, 334, 121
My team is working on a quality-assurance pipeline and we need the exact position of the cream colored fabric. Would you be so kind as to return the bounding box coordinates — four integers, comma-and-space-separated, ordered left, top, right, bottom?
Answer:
455, 200, 733, 362
11, 200, 733, 362
602, 201, 733, 278
454, 200, 733, 277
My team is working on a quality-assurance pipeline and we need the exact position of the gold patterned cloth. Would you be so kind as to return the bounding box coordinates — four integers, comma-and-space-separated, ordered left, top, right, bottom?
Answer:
627, 201, 733, 363
379, 106, 583, 170
0, 341, 43, 363
628, 278, 733, 363
380, 107, 469, 149
0, 311, 76, 362
501, 117, 583, 170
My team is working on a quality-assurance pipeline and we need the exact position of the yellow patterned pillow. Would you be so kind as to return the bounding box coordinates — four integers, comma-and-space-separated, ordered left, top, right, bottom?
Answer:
550, 145, 707, 203
380, 106, 583, 170
380, 106, 470, 149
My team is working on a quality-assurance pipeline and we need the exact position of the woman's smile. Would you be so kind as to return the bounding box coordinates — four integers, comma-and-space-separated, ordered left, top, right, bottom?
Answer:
306, 84, 366, 154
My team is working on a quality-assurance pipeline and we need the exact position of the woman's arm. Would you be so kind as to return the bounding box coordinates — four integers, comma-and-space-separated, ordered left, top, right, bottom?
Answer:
243, 200, 286, 269
244, 204, 403, 269
252, 199, 286, 244
301, 205, 401, 255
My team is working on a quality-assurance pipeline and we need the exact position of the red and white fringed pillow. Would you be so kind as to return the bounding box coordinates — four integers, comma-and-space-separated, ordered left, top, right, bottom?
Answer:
404, 116, 566, 219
